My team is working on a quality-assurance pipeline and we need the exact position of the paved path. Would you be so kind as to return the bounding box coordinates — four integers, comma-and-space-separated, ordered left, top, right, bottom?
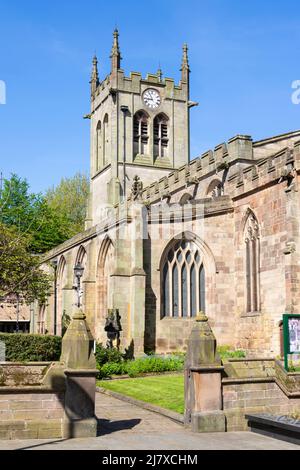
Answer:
0, 392, 298, 450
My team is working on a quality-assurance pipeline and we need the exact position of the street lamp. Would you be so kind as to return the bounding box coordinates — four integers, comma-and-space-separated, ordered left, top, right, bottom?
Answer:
120, 105, 129, 201
50, 258, 58, 335
74, 262, 84, 309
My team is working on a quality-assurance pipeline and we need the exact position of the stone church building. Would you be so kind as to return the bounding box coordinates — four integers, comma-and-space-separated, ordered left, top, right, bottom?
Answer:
35, 30, 300, 357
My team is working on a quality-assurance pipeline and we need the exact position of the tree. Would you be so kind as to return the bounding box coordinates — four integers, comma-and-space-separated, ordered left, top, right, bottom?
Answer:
0, 174, 43, 233
0, 223, 52, 305
0, 174, 71, 253
45, 172, 89, 236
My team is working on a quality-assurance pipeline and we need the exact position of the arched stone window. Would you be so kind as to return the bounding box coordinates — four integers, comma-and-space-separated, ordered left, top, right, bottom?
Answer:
103, 114, 109, 164
161, 239, 205, 318
133, 111, 149, 157
206, 179, 224, 198
74, 246, 87, 310
154, 113, 169, 159
96, 121, 102, 171
244, 211, 260, 313
179, 193, 192, 206
96, 237, 115, 342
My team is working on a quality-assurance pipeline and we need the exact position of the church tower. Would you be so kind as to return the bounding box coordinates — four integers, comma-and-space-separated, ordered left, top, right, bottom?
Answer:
87, 30, 193, 225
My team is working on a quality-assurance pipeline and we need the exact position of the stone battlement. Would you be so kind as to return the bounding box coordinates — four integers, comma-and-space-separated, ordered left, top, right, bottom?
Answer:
139, 135, 300, 204
92, 69, 188, 109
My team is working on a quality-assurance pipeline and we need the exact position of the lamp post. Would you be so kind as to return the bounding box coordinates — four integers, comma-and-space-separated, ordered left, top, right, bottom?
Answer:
74, 262, 84, 309
50, 258, 58, 335
120, 105, 129, 202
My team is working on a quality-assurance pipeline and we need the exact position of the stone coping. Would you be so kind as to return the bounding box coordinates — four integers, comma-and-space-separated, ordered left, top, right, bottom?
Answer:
274, 379, 300, 398
0, 385, 60, 393
225, 358, 274, 363
96, 386, 184, 425
0, 362, 53, 366
189, 365, 224, 372
64, 369, 99, 376
222, 377, 273, 385
222, 376, 300, 397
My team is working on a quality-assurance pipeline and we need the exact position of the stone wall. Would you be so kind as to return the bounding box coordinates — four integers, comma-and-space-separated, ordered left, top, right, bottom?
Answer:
0, 362, 66, 439
222, 359, 300, 431
0, 391, 64, 439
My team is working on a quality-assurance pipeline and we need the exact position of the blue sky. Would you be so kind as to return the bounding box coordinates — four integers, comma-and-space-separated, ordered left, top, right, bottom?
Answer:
1, 0, 300, 193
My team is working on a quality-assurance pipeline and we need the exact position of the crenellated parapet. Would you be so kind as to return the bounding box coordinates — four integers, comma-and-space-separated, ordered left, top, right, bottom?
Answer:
91, 69, 189, 110
136, 135, 300, 205
227, 139, 300, 198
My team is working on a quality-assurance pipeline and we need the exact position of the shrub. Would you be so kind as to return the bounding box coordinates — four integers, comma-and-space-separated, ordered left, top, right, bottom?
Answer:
126, 356, 184, 378
217, 345, 246, 360
0, 333, 61, 362
98, 361, 126, 379
97, 354, 184, 379
95, 343, 123, 366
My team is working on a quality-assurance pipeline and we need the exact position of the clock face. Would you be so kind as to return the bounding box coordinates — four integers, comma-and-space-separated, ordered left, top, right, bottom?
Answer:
143, 89, 161, 109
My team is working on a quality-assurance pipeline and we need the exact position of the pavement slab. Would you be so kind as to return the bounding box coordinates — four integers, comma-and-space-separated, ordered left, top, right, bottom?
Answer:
0, 392, 298, 450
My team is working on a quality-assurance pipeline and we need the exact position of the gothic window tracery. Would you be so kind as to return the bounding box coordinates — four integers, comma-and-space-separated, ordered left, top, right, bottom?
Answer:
103, 114, 110, 164
133, 111, 149, 157
96, 121, 102, 171
154, 113, 169, 159
244, 212, 260, 313
162, 239, 205, 318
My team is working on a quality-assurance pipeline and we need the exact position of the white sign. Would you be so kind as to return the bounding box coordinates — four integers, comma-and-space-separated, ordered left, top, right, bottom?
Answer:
288, 317, 300, 353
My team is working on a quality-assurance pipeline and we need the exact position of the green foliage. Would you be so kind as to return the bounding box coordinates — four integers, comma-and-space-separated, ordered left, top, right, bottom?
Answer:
126, 356, 184, 378
288, 359, 300, 372
97, 353, 184, 379
0, 223, 52, 304
217, 345, 246, 360
95, 343, 123, 367
99, 362, 126, 378
45, 173, 89, 236
0, 174, 71, 253
0, 333, 61, 362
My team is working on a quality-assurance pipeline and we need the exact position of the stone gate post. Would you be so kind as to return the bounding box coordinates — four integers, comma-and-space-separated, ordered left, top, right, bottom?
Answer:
184, 313, 225, 432
60, 309, 98, 438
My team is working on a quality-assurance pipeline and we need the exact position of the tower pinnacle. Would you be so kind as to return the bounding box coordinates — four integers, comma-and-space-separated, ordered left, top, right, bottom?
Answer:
90, 54, 99, 95
110, 28, 122, 71
180, 43, 190, 84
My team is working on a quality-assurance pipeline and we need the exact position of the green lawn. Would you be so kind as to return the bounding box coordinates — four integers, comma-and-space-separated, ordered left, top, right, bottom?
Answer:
98, 374, 184, 414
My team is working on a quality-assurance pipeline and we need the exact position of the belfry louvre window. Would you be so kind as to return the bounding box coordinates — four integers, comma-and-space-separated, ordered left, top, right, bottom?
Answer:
245, 212, 260, 313
154, 114, 169, 158
162, 240, 205, 318
133, 111, 149, 156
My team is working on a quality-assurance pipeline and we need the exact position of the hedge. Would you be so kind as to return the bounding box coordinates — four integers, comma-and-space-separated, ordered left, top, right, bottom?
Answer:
0, 333, 62, 362
98, 355, 185, 379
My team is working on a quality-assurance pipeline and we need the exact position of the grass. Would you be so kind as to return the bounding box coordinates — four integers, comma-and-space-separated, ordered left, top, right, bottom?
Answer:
98, 374, 184, 414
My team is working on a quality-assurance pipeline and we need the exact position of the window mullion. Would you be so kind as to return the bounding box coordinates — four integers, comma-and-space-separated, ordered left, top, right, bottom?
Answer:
195, 262, 200, 314
139, 120, 141, 155
169, 261, 173, 317
187, 265, 191, 317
